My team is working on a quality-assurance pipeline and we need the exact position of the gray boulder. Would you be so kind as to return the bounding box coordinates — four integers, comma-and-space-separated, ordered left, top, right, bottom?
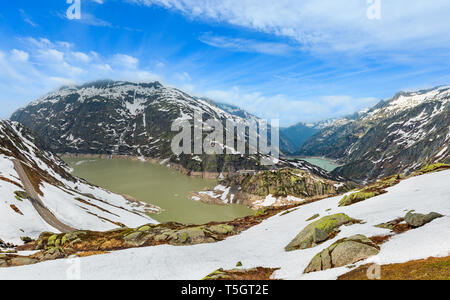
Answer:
404, 211, 444, 228
304, 234, 380, 273
285, 214, 359, 251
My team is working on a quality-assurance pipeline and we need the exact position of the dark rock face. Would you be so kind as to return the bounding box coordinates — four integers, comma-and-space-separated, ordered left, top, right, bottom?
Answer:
298, 86, 450, 182
404, 211, 444, 228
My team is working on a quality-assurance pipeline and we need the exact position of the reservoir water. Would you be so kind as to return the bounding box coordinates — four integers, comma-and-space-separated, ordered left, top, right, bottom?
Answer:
297, 157, 340, 172
64, 158, 253, 224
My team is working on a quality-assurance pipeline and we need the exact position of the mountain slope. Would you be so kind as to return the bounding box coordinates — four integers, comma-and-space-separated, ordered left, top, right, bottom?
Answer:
11, 80, 338, 178
280, 123, 319, 154
1, 167, 448, 279
192, 167, 355, 210
0, 120, 158, 245
299, 86, 450, 182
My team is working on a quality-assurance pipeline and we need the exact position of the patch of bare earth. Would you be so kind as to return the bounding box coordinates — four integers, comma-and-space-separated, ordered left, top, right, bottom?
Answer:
338, 256, 450, 280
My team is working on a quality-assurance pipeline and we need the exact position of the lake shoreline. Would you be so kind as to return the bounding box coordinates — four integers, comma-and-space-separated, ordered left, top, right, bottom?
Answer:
59, 153, 228, 179
284, 155, 342, 165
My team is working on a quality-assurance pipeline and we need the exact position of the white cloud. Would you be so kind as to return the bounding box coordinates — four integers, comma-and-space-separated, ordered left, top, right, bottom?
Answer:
199, 34, 295, 56
132, 0, 450, 55
38, 49, 65, 62
176, 71, 191, 82
112, 54, 139, 69
19, 9, 38, 27
197, 86, 378, 126
71, 51, 92, 63
10, 49, 29, 62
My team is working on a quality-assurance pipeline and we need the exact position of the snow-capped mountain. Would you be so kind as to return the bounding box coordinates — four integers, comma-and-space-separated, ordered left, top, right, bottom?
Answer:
0, 120, 158, 245
11, 80, 332, 176
299, 86, 450, 182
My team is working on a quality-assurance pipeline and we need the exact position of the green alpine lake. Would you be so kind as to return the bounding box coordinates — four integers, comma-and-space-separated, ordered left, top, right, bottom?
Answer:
64, 158, 253, 224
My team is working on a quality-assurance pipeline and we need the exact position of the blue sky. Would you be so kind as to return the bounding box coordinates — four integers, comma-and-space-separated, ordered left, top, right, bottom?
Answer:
1, 0, 450, 126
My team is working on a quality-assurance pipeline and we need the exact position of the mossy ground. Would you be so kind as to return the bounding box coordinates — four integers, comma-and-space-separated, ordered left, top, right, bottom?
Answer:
412, 163, 450, 176
338, 256, 450, 280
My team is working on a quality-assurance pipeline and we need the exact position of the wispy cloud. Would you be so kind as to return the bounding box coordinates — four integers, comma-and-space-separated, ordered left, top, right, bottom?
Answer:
199, 34, 296, 56
19, 9, 38, 27
132, 0, 450, 56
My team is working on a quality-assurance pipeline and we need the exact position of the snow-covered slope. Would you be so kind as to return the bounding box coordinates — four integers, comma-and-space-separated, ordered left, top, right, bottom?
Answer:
300, 86, 450, 182
1, 169, 448, 280
0, 120, 158, 245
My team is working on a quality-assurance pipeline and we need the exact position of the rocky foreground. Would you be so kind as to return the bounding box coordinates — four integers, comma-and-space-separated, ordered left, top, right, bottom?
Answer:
1, 164, 449, 280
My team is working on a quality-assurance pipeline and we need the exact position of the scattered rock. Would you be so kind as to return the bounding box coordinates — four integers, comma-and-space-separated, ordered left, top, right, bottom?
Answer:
203, 267, 279, 280
123, 231, 153, 247
285, 213, 359, 251
208, 225, 234, 235
375, 218, 411, 234
338, 174, 402, 207
34, 247, 66, 261
304, 235, 380, 273
10, 256, 38, 267
404, 211, 444, 228
0, 258, 7, 268
20, 236, 33, 244
0, 238, 15, 249
339, 192, 377, 206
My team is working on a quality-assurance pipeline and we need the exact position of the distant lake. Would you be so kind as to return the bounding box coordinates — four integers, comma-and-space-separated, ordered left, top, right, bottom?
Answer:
297, 157, 340, 172
64, 158, 253, 224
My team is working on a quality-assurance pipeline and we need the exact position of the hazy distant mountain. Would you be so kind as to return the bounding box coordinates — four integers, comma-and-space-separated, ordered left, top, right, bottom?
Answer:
280, 123, 319, 154
299, 86, 450, 182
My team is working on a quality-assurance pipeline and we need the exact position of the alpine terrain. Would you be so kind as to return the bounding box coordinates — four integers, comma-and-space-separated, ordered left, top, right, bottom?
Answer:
11, 80, 340, 179
0, 120, 159, 246
299, 86, 450, 182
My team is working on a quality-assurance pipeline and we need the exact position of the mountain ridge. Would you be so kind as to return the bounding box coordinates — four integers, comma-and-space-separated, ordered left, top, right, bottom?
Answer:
299, 85, 450, 182
11, 80, 342, 180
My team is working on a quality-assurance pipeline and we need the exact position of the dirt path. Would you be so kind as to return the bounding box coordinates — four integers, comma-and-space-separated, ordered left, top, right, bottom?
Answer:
13, 160, 76, 233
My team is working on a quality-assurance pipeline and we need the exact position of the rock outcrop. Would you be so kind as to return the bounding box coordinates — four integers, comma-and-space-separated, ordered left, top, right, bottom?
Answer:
194, 168, 356, 209
338, 174, 402, 206
304, 235, 380, 273
285, 214, 360, 251
404, 211, 444, 228
203, 267, 278, 280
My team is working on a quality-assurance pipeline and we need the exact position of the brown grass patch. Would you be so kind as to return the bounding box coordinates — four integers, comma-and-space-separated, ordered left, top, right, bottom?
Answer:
76, 251, 109, 258
75, 197, 119, 217
338, 256, 450, 280
10, 204, 23, 215
392, 223, 411, 234
0, 176, 22, 188
369, 235, 392, 245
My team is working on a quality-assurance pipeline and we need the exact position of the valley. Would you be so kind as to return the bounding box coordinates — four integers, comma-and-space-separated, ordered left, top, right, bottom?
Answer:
1, 81, 449, 281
